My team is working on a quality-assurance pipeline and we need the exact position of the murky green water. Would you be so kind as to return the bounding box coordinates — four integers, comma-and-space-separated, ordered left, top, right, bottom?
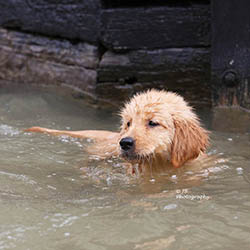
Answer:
0, 86, 250, 250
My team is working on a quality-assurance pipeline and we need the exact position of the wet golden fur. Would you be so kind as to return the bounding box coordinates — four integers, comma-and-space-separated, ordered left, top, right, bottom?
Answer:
118, 89, 209, 169
26, 89, 209, 173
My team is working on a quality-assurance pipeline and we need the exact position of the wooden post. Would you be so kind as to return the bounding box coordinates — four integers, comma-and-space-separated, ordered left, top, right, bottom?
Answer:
211, 0, 250, 132
212, 0, 250, 109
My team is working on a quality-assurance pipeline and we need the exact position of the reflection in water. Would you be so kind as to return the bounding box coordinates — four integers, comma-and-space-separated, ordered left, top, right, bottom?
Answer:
0, 87, 250, 250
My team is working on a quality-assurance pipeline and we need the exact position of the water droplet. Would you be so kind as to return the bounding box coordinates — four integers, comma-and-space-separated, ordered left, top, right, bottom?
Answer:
164, 204, 177, 210
236, 167, 243, 174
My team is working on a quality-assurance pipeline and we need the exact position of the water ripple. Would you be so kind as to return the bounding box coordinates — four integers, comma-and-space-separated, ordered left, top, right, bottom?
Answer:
0, 125, 19, 136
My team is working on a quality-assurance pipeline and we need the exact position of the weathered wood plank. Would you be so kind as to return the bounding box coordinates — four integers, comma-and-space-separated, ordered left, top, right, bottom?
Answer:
212, 0, 250, 109
101, 5, 210, 50
97, 48, 211, 106
0, 0, 101, 44
98, 48, 210, 82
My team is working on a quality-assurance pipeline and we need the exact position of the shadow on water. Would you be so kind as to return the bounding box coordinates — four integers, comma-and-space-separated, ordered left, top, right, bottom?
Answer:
0, 86, 250, 250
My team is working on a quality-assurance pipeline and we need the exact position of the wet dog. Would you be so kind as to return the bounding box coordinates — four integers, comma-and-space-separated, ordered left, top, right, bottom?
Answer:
25, 89, 209, 173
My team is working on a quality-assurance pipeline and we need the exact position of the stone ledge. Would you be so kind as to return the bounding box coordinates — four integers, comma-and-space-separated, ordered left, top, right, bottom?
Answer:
0, 28, 98, 93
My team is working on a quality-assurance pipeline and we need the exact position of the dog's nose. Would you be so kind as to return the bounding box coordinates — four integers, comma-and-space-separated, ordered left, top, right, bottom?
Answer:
119, 137, 135, 151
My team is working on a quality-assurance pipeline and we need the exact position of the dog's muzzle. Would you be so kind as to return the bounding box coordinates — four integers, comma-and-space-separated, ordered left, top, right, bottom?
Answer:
119, 137, 137, 160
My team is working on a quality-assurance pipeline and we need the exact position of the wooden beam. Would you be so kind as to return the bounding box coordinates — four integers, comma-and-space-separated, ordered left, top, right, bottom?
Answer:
212, 0, 250, 109
101, 5, 210, 50
0, 0, 101, 44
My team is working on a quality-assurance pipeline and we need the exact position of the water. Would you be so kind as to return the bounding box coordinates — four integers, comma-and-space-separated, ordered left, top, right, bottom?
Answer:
0, 86, 250, 250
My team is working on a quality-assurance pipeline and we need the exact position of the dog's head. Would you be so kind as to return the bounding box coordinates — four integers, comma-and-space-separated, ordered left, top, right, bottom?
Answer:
119, 89, 209, 168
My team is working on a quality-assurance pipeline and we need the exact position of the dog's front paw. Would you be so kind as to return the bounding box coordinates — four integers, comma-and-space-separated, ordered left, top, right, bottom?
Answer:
24, 126, 48, 133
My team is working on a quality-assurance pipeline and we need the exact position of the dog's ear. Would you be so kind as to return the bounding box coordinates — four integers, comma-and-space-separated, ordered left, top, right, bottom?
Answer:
171, 118, 209, 168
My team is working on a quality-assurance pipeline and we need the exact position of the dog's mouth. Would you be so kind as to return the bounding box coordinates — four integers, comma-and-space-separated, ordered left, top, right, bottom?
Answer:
120, 150, 153, 164
119, 136, 153, 163
120, 150, 139, 161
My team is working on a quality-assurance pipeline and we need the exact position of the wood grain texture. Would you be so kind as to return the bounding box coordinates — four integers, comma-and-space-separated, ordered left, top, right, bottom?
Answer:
0, 0, 101, 43
101, 5, 210, 50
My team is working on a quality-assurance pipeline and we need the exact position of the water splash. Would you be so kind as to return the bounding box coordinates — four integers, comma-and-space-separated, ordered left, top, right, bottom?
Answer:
0, 124, 19, 136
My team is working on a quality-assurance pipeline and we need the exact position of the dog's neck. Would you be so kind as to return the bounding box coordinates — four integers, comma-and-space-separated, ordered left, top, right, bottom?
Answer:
129, 153, 174, 175
129, 152, 208, 176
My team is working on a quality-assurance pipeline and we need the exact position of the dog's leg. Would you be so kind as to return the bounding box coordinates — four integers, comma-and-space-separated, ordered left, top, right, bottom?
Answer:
24, 126, 119, 141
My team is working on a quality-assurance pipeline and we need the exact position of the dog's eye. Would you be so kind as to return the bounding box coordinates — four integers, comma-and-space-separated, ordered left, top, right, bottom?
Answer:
148, 120, 159, 127
127, 121, 131, 127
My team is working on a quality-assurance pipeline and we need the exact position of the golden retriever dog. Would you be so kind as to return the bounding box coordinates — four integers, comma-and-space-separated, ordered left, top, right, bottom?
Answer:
25, 89, 209, 174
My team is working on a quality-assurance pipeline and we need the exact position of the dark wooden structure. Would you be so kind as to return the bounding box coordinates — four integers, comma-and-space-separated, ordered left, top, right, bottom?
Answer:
212, 0, 250, 109
211, 0, 250, 132
0, 0, 250, 125
0, 0, 211, 107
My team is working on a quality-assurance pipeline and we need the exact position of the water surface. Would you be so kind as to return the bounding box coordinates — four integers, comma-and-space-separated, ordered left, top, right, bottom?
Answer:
0, 87, 250, 250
